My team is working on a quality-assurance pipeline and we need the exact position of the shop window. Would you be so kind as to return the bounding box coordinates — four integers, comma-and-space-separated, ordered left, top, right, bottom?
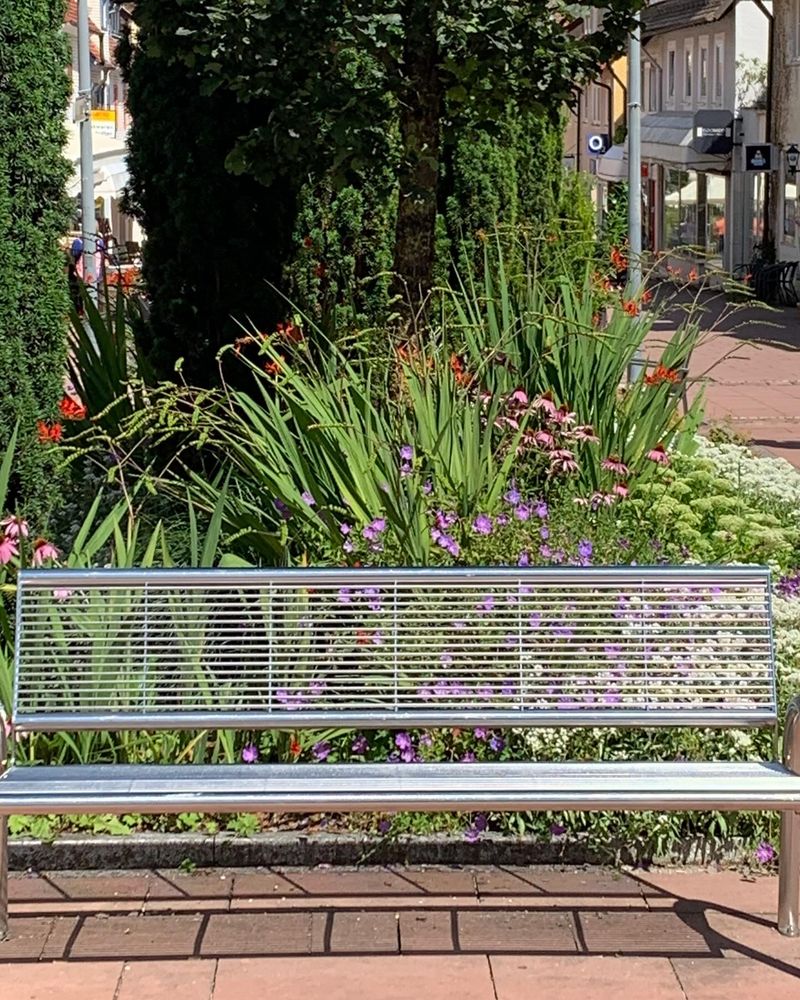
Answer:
684, 41, 694, 102
714, 35, 725, 103
699, 38, 709, 99
648, 64, 659, 111
784, 179, 798, 241
667, 43, 676, 105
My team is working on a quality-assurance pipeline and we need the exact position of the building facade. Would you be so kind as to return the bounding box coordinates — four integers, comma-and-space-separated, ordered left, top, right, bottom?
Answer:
772, 0, 800, 262
597, 0, 772, 274
63, 0, 137, 243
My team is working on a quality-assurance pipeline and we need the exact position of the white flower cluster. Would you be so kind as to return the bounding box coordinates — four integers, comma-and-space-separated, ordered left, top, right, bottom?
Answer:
773, 594, 800, 695
695, 437, 800, 514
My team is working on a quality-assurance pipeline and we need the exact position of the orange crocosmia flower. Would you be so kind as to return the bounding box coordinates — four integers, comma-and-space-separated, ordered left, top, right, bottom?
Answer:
645, 364, 680, 387
610, 246, 628, 272
264, 356, 284, 376
59, 396, 87, 421
642, 289, 653, 305
622, 300, 639, 317
688, 268, 699, 282
450, 353, 473, 387
356, 630, 369, 646
290, 738, 302, 757
37, 420, 63, 444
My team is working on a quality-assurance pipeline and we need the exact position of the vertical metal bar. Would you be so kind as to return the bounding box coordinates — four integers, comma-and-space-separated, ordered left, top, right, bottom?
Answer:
77, 0, 97, 295
12, 577, 24, 738
141, 582, 149, 710
627, 11, 644, 382
392, 582, 399, 713
267, 582, 274, 709
779, 695, 800, 936
0, 718, 8, 940
517, 579, 524, 708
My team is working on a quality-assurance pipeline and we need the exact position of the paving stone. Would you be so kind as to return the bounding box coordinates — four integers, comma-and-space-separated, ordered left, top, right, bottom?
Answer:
673, 958, 800, 999
229, 868, 316, 900
475, 865, 646, 899
699, 910, 800, 960
212, 955, 496, 1000
458, 909, 577, 953
40, 915, 81, 960
576, 910, 719, 956
0, 917, 54, 961
269, 866, 415, 896
398, 909, 457, 951
150, 870, 233, 900
200, 911, 321, 956
490, 955, 686, 999
0, 961, 124, 1000
116, 959, 216, 1000
327, 909, 400, 953
637, 869, 779, 914
68, 913, 204, 960
48, 872, 152, 903
8, 874, 70, 902
384, 866, 477, 896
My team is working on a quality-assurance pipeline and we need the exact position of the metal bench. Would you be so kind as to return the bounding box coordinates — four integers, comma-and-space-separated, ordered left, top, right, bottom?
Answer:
2, 566, 800, 938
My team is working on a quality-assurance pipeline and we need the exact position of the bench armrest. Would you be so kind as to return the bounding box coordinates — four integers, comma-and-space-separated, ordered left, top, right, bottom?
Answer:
783, 696, 800, 775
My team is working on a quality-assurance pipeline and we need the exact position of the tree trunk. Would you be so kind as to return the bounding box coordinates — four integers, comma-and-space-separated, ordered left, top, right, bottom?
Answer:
392, 3, 442, 325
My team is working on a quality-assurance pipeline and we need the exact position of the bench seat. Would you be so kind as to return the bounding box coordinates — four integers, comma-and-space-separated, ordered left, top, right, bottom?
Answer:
4, 761, 800, 814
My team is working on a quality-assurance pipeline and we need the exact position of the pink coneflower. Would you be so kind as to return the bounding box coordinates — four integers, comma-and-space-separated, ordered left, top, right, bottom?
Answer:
32, 539, 59, 566
1, 515, 29, 539
549, 449, 579, 473
0, 536, 18, 565
533, 429, 555, 448
647, 443, 670, 465
613, 482, 630, 498
532, 391, 557, 417
572, 425, 599, 442
602, 455, 629, 476
551, 405, 576, 426
509, 388, 529, 407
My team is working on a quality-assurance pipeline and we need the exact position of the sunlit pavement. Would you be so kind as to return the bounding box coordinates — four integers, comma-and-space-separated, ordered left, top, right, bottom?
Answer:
1, 865, 798, 997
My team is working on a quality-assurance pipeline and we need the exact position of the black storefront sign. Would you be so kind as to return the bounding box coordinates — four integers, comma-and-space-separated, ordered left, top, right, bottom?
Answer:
692, 111, 734, 155
744, 144, 772, 171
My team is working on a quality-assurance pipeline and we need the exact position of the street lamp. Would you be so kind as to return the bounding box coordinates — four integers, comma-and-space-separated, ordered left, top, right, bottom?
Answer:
787, 144, 800, 179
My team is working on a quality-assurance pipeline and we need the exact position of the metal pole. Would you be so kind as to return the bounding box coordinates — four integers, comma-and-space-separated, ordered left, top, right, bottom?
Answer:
77, 0, 97, 294
627, 12, 644, 381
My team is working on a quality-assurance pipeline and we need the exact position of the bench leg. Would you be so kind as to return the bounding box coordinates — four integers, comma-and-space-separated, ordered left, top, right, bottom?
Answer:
0, 815, 7, 941
779, 810, 800, 936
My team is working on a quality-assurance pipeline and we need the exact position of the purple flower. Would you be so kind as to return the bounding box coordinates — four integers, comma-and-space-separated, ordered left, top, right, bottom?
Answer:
465, 813, 488, 841
337, 587, 352, 604
351, 735, 369, 755
514, 504, 531, 522
539, 544, 552, 559
301, 490, 316, 506
378, 819, 392, 834
362, 517, 387, 541
535, 502, 549, 519
273, 498, 290, 520
312, 740, 332, 761
578, 538, 593, 562
473, 513, 493, 535
423, 479, 433, 495
395, 732, 413, 751
477, 594, 495, 613
441, 651, 453, 664
550, 822, 567, 838
445, 538, 460, 557
496, 513, 510, 527
474, 727, 488, 740
461, 751, 477, 763
755, 841, 776, 864
241, 743, 259, 764
504, 485, 521, 505
372, 630, 384, 645
339, 522, 351, 535
419, 732, 433, 746
400, 444, 414, 461
518, 551, 530, 567
343, 540, 354, 553
489, 735, 505, 753
362, 587, 382, 611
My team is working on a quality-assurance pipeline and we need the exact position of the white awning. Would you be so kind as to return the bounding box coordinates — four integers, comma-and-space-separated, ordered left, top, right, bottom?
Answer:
65, 131, 130, 199
596, 112, 731, 180
664, 174, 727, 204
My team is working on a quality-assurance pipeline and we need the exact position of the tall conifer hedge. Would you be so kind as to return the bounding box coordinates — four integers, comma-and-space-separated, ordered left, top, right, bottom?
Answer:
0, 0, 70, 519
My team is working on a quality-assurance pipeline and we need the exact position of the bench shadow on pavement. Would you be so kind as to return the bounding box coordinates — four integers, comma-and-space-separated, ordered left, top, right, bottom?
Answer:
2, 866, 799, 978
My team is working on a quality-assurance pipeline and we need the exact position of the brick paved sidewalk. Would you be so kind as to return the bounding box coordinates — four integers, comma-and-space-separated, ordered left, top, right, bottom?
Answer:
651, 291, 800, 465
1, 865, 798, 998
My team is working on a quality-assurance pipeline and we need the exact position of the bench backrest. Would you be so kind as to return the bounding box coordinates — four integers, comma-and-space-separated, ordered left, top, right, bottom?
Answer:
13, 566, 776, 732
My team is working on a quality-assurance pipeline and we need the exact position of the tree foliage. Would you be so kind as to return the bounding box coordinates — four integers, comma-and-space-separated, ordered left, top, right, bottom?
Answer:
0, 0, 71, 520
119, 2, 299, 383
163, 0, 643, 315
